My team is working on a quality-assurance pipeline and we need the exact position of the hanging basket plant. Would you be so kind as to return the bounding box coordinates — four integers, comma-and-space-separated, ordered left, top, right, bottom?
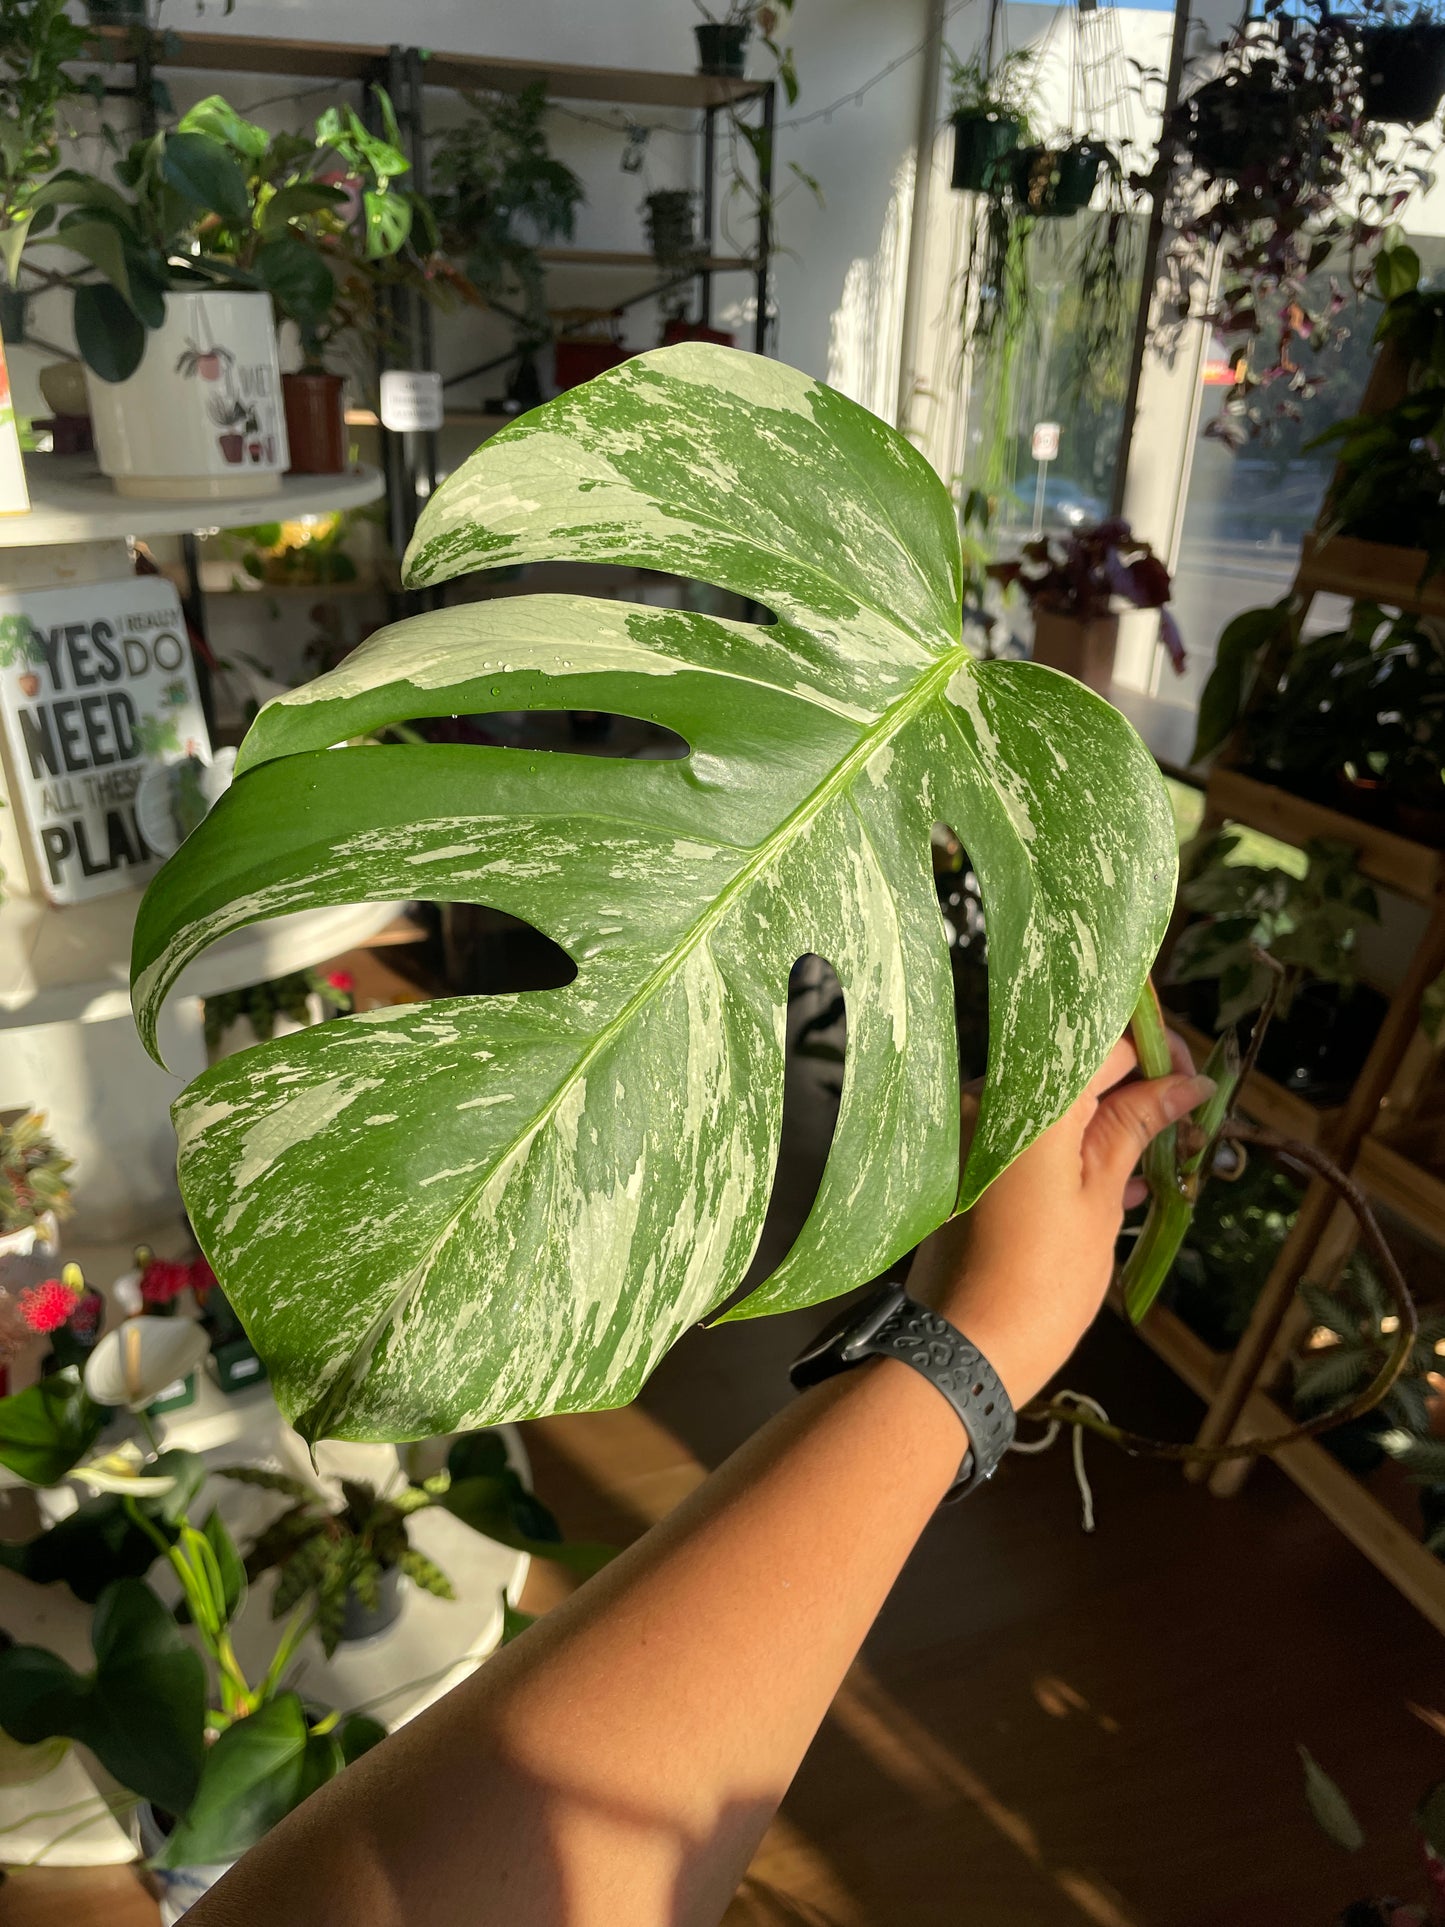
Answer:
642, 188, 701, 272
1357, 13, 1445, 126
1008, 138, 1111, 217
944, 46, 1035, 194
1156, 0, 1438, 447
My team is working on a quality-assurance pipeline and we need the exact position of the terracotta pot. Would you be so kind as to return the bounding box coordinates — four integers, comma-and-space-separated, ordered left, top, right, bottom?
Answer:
1030, 609, 1119, 693
282, 369, 347, 475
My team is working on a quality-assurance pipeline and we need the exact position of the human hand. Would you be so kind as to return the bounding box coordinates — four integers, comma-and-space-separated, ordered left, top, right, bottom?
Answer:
907, 1034, 1212, 1409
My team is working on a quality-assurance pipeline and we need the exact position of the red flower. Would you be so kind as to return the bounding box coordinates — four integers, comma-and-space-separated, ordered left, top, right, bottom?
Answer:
325, 970, 354, 994
19, 1278, 78, 1334
139, 1258, 193, 1306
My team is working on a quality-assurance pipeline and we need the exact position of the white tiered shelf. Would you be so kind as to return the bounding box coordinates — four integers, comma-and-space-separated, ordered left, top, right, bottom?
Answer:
0, 893, 408, 1030
0, 457, 385, 549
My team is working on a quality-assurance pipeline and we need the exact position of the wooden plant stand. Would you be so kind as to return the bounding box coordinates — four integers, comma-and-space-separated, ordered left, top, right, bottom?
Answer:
1136, 472, 1445, 1630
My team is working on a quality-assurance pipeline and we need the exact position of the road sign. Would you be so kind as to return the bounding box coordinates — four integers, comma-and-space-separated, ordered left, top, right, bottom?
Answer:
1031, 420, 1061, 462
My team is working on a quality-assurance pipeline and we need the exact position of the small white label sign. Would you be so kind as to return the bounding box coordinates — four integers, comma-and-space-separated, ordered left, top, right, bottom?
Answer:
1031, 421, 1061, 461
380, 370, 444, 433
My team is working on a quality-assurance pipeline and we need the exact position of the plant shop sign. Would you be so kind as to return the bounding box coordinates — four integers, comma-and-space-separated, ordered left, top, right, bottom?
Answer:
0, 578, 208, 904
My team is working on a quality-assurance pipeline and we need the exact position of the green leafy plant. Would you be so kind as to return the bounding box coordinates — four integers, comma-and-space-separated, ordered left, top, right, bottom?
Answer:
0, 1499, 386, 1865
1162, 1150, 1303, 1350
0, 0, 92, 286
1153, 13, 1438, 446
0, 1366, 103, 1484
223, 1431, 609, 1655
202, 965, 353, 1052
33, 87, 425, 381
0, 1444, 206, 1602
131, 343, 1176, 1444
1292, 1260, 1445, 1442
220, 1469, 451, 1657
945, 45, 1035, 121
432, 82, 584, 347
1168, 831, 1379, 1030
0, 1108, 72, 1233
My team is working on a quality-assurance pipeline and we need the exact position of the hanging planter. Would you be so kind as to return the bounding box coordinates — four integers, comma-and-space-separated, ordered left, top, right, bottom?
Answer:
1358, 18, 1445, 126
1009, 139, 1110, 217
950, 110, 1023, 193
695, 20, 751, 77
1182, 69, 1296, 178
643, 189, 700, 271
87, 290, 288, 500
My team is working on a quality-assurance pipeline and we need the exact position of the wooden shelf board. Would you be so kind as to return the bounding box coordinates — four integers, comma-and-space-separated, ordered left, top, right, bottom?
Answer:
1239, 1387, 1445, 1638
82, 26, 769, 108
535, 247, 754, 271
1206, 767, 1445, 905
1298, 532, 1445, 621
1172, 1014, 1331, 1146
1358, 1134, 1445, 1245
345, 408, 512, 431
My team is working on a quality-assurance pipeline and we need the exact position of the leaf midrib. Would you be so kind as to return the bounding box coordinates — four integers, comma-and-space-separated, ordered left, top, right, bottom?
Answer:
302, 640, 972, 1437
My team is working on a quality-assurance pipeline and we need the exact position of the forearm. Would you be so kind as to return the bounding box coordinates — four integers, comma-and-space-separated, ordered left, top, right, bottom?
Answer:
192, 1338, 972, 1927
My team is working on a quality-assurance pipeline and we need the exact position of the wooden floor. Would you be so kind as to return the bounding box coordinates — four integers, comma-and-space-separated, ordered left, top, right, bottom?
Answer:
5, 1309, 1444, 1926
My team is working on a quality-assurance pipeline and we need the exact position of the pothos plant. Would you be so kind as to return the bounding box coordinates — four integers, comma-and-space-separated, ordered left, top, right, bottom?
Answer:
130, 343, 1178, 1444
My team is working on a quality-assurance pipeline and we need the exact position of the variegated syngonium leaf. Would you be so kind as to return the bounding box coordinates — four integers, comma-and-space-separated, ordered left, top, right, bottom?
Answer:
131, 343, 1176, 1444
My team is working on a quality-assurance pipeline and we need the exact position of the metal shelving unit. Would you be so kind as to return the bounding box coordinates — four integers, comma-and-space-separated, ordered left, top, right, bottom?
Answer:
83, 23, 778, 571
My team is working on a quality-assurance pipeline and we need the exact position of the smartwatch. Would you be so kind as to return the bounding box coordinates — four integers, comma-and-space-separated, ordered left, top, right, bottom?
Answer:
788, 1283, 1015, 1500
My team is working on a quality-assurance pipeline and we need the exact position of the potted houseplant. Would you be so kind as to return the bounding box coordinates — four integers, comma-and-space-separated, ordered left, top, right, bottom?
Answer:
692, 0, 778, 77
167, 92, 428, 477
0, 1531, 384, 1920
1290, 1257, 1445, 1476
34, 89, 423, 491
222, 1429, 611, 1654
1007, 135, 1112, 217
0, 1109, 71, 1294
945, 46, 1034, 193
1165, 829, 1385, 1103
0, 0, 90, 331
1356, 3, 1445, 126
1157, 2, 1425, 445
989, 518, 1183, 692
432, 81, 584, 357
643, 186, 701, 271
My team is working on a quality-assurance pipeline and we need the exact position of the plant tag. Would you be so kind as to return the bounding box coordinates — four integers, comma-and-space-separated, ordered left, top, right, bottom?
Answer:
380, 370, 444, 433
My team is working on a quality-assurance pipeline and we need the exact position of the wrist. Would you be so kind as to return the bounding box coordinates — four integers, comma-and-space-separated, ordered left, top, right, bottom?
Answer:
916, 1271, 1053, 1411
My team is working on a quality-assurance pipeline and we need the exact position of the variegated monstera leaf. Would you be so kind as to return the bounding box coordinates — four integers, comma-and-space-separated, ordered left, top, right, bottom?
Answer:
132, 345, 1175, 1443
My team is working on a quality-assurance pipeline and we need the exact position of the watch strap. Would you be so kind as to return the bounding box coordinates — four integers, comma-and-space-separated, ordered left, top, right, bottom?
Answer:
789, 1283, 1015, 1500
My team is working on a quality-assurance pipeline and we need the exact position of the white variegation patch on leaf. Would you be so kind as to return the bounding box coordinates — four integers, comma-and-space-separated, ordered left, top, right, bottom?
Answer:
132, 344, 1175, 1442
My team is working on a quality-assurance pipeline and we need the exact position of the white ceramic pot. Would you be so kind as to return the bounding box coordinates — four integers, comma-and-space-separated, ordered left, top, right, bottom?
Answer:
87, 290, 289, 500
135, 1801, 236, 1925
